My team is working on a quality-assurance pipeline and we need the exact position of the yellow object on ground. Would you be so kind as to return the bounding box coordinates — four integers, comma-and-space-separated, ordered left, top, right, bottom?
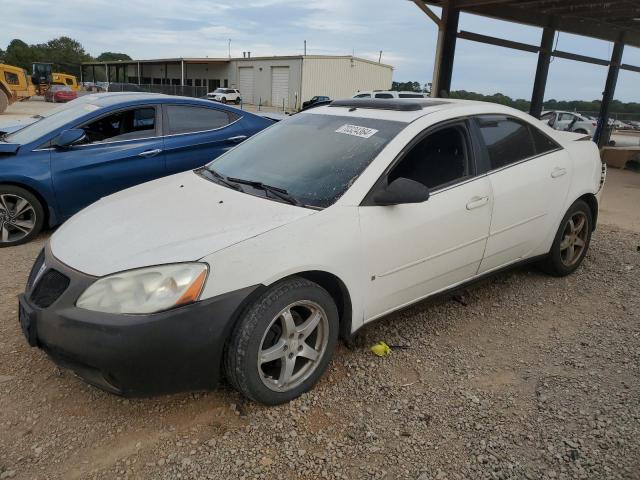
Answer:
52, 73, 80, 91
0, 63, 36, 113
370, 341, 392, 357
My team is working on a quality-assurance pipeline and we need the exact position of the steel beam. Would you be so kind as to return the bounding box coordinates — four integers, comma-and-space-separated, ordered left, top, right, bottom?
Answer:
595, 41, 625, 147
436, 5, 460, 96
530, 27, 555, 119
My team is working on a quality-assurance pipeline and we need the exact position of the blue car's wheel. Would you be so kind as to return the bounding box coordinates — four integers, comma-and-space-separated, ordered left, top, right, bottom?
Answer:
0, 185, 45, 247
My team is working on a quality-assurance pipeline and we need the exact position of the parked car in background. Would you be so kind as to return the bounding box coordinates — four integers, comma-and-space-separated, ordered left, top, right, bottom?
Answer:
18, 98, 605, 404
0, 93, 275, 246
207, 88, 241, 104
353, 90, 427, 99
302, 95, 330, 109
540, 110, 597, 136
44, 85, 77, 103
105, 82, 147, 93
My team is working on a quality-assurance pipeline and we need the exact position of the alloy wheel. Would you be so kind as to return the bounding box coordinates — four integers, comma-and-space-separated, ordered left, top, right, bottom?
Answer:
559, 211, 588, 267
257, 300, 329, 392
0, 194, 37, 243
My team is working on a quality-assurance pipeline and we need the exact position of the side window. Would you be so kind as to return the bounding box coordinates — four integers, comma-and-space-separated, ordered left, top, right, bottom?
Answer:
475, 116, 535, 170
540, 112, 553, 121
4, 72, 20, 85
388, 125, 471, 190
398, 93, 424, 98
529, 124, 561, 155
81, 107, 157, 144
165, 105, 237, 135
65, 78, 74, 86
374, 93, 394, 99
354, 93, 370, 98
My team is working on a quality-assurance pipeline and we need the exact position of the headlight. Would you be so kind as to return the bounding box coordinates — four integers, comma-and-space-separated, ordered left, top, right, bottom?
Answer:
76, 263, 208, 314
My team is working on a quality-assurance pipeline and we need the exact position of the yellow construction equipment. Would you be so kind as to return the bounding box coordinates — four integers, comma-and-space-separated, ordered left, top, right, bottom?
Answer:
52, 72, 80, 91
0, 63, 36, 114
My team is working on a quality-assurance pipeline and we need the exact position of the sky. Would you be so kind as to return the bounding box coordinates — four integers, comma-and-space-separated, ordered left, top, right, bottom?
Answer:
2, 0, 639, 102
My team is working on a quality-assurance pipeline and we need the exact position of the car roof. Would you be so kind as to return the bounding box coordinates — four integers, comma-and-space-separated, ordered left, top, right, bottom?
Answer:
76, 92, 248, 112
309, 98, 535, 123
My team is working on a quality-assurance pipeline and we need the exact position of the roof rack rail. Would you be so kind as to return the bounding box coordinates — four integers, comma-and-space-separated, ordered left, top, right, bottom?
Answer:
330, 99, 425, 111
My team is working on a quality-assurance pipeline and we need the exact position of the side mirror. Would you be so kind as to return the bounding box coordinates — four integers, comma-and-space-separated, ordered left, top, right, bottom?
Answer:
55, 128, 86, 148
373, 177, 430, 206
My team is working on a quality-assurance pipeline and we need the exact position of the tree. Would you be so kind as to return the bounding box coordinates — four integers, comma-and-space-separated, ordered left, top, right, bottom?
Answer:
39, 37, 93, 77
3, 39, 40, 71
96, 52, 132, 62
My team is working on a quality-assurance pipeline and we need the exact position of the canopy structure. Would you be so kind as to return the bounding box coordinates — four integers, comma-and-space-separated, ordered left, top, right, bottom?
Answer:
413, 0, 640, 145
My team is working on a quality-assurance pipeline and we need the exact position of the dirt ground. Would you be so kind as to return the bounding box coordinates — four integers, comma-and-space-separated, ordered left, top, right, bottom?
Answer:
0, 101, 639, 479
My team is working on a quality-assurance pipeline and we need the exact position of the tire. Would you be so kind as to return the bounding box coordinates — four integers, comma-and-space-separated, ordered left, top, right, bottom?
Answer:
224, 277, 339, 405
539, 200, 592, 277
0, 90, 8, 113
0, 185, 45, 247
221, 97, 227, 104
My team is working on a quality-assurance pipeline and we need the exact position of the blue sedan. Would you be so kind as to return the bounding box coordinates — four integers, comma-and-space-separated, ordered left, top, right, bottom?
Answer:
0, 93, 274, 246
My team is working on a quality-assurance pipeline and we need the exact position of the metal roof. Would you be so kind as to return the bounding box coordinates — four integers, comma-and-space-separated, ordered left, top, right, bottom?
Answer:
423, 0, 640, 48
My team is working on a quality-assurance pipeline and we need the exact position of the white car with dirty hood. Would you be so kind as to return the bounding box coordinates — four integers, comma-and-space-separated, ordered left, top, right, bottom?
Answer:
18, 98, 605, 405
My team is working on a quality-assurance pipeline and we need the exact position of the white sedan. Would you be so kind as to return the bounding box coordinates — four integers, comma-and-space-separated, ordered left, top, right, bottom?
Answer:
19, 98, 605, 404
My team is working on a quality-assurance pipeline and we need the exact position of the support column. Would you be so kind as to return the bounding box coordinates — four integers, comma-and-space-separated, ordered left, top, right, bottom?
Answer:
137, 62, 141, 85
435, 5, 460, 97
181, 60, 185, 86
595, 40, 625, 147
530, 27, 555, 118
92, 65, 96, 83
106, 64, 110, 83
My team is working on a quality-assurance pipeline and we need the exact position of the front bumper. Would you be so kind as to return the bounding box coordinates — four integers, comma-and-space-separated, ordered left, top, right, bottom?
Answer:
19, 246, 259, 396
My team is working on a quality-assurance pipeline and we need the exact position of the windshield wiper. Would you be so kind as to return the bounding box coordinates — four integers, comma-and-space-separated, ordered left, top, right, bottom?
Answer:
196, 167, 242, 191
226, 177, 302, 206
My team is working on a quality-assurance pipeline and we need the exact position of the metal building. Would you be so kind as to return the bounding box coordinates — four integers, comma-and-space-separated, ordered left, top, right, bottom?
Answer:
82, 55, 393, 110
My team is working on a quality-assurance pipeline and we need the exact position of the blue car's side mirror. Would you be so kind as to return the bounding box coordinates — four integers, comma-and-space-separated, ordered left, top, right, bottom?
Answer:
56, 129, 86, 148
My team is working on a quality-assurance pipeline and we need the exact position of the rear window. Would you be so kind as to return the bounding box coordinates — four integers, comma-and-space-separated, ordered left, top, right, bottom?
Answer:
165, 105, 238, 134
398, 93, 424, 98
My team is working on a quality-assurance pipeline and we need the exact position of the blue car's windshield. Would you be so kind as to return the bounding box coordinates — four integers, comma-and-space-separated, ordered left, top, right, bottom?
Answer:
3, 101, 102, 145
207, 113, 405, 208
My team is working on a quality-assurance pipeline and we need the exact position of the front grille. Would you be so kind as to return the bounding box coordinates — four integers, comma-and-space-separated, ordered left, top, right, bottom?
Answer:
26, 250, 45, 291
30, 269, 70, 308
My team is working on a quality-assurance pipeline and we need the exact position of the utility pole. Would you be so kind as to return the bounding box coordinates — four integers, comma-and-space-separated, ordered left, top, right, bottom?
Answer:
378, 50, 383, 63
304, 40, 307, 56
228, 39, 231, 58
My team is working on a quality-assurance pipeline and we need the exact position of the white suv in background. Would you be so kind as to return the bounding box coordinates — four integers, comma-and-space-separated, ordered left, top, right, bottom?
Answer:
540, 110, 597, 137
207, 88, 242, 104
353, 90, 427, 99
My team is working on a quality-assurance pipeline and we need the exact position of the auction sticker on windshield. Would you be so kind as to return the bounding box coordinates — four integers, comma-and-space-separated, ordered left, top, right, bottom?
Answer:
335, 124, 378, 139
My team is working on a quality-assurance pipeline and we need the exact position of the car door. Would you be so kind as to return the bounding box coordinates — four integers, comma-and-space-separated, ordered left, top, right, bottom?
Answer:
50, 104, 165, 219
162, 103, 246, 175
474, 115, 571, 274
555, 113, 575, 131
358, 120, 493, 321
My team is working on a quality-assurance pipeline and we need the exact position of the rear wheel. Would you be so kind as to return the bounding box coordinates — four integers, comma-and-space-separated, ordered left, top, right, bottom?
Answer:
0, 90, 8, 113
0, 185, 45, 247
224, 277, 338, 405
539, 200, 592, 276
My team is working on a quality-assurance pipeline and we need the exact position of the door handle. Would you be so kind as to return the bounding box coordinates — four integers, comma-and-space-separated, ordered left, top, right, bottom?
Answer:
138, 148, 162, 158
551, 167, 567, 178
466, 196, 489, 210
226, 135, 247, 144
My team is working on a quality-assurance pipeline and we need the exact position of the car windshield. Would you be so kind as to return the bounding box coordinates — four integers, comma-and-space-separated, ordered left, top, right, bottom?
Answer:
3, 102, 101, 145
52, 85, 71, 92
207, 113, 405, 208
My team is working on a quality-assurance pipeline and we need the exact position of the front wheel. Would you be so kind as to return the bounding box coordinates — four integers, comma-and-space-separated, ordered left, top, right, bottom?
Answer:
0, 185, 45, 247
220, 97, 227, 104
539, 200, 592, 276
224, 277, 339, 405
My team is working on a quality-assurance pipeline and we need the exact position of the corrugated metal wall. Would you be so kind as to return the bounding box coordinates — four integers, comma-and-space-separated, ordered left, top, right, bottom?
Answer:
301, 57, 393, 104
230, 58, 303, 107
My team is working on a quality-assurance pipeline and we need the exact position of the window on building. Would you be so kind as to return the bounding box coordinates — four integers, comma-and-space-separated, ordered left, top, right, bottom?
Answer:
224, 79, 229, 87
186, 79, 193, 86
152, 78, 161, 85
165, 106, 238, 135
388, 125, 471, 190
80, 107, 157, 144
171, 78, 180, 85
195, 79, 201, 87
475, 116, 536, 170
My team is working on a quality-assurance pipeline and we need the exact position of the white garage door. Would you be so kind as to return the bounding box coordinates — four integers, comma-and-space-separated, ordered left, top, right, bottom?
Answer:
238, 67, 255, 104
271, 67, 289, 108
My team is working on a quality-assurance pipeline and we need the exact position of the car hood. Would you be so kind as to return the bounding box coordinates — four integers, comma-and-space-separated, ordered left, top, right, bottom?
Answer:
50, 171, 315, 277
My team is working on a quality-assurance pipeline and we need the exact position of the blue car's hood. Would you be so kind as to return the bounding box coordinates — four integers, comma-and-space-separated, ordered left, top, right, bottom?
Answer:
0, 142, 20, 154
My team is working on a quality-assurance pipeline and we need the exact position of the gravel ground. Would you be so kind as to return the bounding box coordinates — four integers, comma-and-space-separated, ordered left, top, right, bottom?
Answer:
0, 224, 638, 480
